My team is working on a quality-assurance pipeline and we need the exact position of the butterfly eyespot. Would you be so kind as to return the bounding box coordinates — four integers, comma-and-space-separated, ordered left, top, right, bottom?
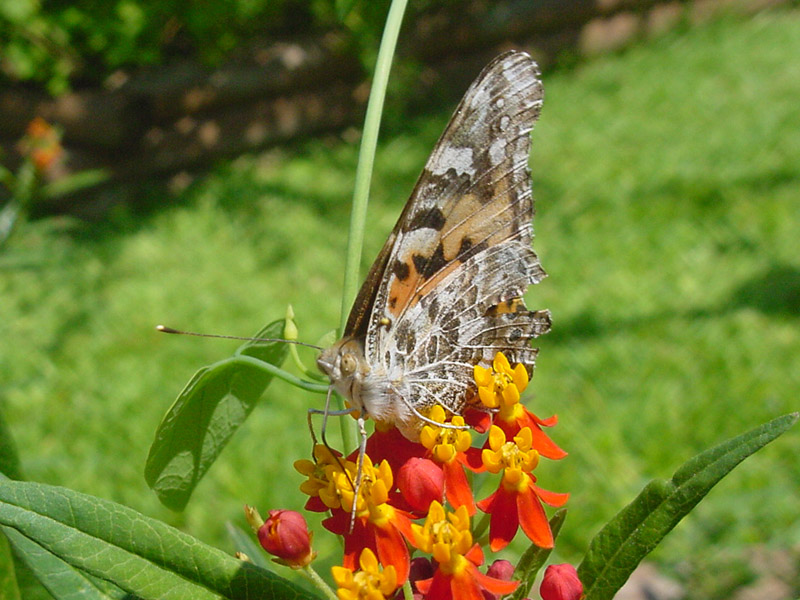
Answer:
340, 353, 357, 376
379, 317, 392, 328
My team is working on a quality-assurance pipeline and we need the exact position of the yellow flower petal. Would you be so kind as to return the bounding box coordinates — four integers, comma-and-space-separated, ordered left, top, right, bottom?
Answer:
494, 352, 512, 374
332, 566, 354, 587
359, 548, 379, 572
294, 459, 316, 475
512, 363, 529, 391
514, 427, 533, 450
473, 364, 492, 387
455, 430, 472, 453
502, 383, 520, 406
435, 444, 456, 463
479, 386, 499, 408
429, 405, 446, 423
482, 448, 502, 473
419, 426, 437, 448
488, 425, 506, 451
380, 565, 398, 594
432, 541, 452, 565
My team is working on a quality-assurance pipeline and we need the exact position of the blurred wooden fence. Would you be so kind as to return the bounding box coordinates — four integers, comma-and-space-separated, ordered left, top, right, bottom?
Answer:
0, 0, 786, 212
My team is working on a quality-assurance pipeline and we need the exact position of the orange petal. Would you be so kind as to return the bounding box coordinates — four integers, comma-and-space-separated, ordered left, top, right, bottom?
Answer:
532, 484, 570, 507
376, 523, 410, 583
471, 566, 519, 595
516, 486, 553, 548
452, 566, 483, 600
444, 461, 477, 515
487, 487, 518, 552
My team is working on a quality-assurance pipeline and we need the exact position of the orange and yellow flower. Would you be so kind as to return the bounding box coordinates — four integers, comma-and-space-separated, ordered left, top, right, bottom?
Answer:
473, 352, 566, 460
296, 445, 413, 582
478, 426, 569, 551
418, 405, 476, 514
410, 501, 518, 600
332, 548, 399, 600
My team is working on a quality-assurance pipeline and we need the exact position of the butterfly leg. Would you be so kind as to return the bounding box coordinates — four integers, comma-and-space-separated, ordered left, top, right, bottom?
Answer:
307, 388, 361, 512
348, 415, 368, 533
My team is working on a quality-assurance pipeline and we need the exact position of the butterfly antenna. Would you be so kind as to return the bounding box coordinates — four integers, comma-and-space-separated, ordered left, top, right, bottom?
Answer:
156, 325, 322, 350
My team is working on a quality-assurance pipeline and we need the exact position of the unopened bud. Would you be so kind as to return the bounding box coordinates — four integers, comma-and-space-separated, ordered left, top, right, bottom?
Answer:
397, 458, 444, 512
284, 305, 298, 341
540, 564, 582, 600
257, 509, 315, 569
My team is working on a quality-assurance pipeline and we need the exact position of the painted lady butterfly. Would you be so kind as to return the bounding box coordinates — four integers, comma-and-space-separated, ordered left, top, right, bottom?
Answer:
317, 50, 551, 441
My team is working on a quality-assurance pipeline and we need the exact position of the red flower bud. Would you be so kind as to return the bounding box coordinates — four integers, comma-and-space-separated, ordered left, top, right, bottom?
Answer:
486, 559, 514, 581
397, 457, 444, 513
540, 564, 582, 600
408, 556, 436, 588
395, 556, 436, 600
482, 559, 516, 600
257, 509, 314, 568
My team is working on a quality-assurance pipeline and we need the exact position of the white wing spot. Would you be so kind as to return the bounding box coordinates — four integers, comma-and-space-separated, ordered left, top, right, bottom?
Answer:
489, 138, 505, 165
432, 145, 474, 176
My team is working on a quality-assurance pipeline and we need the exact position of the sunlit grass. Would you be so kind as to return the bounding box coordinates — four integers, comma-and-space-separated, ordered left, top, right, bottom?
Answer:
3, 10, 799, 598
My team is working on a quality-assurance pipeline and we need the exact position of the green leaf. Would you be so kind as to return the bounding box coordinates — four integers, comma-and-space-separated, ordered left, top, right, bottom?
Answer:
145, 320, 290, 511
511, 509, 566, 600
0, 480, 321, 600
0, 532, 20, 600
578, 412, 798, 600
4, 525, 125, 599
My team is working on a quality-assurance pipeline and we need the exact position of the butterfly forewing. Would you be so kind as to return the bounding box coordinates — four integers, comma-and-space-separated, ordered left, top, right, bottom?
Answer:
325, 50, 550, 439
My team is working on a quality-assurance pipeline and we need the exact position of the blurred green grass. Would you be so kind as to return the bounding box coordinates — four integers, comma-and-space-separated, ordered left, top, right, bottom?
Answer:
2, 10, 799, 598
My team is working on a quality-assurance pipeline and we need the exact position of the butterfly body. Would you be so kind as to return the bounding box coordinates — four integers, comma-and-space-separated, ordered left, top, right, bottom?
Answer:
318, 51, 550, 440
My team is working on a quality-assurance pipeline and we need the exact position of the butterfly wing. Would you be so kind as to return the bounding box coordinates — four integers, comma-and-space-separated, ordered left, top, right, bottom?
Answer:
355, 51, 549, 426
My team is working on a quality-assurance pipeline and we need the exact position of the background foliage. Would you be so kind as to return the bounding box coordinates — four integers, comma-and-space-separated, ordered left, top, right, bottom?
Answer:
0, 0, 453, 93
1, 7, 798, 600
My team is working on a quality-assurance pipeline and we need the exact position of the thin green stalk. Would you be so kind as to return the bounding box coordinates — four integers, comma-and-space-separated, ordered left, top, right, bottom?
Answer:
301, 564, 339, 600
336, 0, 409, 451
339, 0, 409, 330
402, 579, 414, 600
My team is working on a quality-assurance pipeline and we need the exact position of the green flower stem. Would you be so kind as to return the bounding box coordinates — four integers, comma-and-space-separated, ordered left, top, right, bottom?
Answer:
302, 563, 339, 600
338, 0, 409, 331
336, 0, 409, 451
472, 511, 491, 542
402, 579, 414, 600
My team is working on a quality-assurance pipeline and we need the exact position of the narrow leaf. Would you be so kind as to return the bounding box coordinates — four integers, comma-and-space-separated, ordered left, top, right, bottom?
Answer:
4, 526, 122, 599
0, 532, 21, 600
0, 404, 24, 481
510, 510, 566, 600
145, 320, 289, 511
578, 412, 798, 600
0, 480, 321, 600
226, 522, 274, 571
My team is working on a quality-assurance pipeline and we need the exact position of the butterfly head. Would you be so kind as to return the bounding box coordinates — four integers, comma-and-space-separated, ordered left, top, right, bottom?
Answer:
317, 337, 368, 409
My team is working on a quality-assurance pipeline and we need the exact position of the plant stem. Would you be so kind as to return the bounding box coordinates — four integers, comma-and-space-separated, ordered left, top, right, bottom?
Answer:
336, 0, 409, 451
339, 0, 409, 331
302, 564, 339, 600
402, 579, 414, 600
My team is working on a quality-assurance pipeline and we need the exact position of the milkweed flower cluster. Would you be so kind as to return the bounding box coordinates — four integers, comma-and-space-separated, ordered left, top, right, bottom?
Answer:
253, 352, 581, 600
